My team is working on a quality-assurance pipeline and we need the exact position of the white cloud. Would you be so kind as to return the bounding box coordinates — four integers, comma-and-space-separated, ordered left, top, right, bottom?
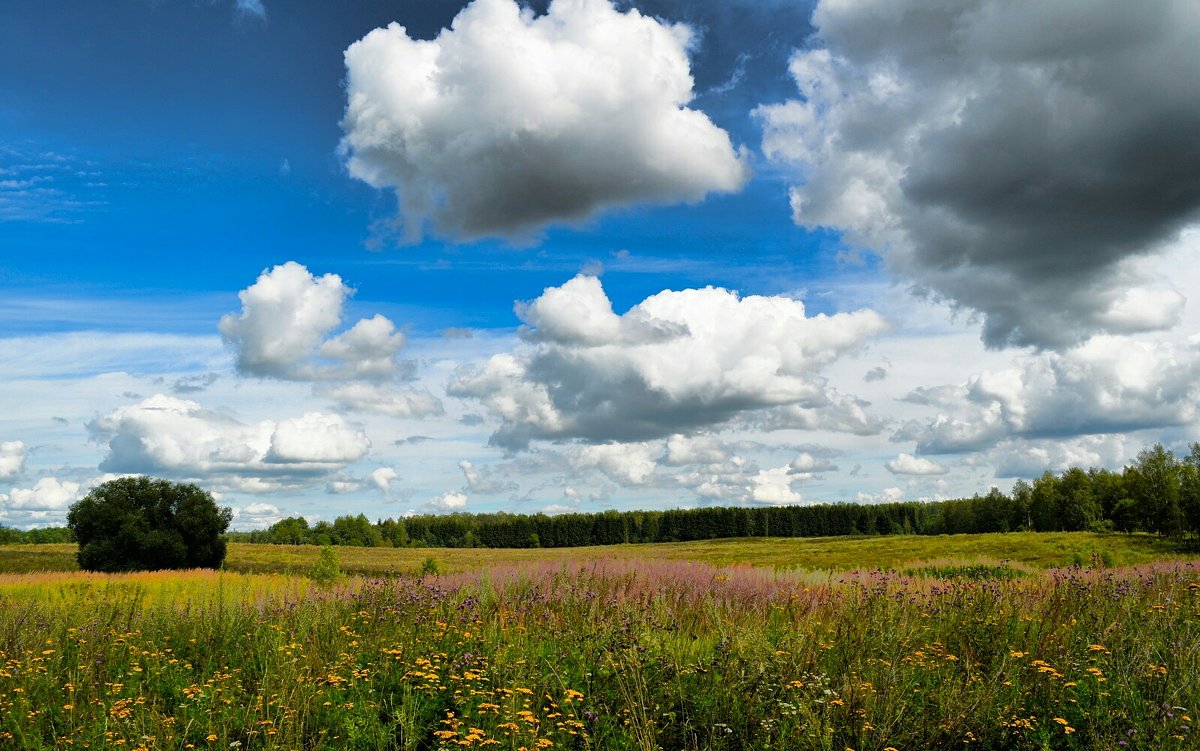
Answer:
790, 451, 837, 475
326, 477, 363, 495
856, 487, 905, 505
985, 436, 1130, 479
369, 467, 398, 493
430, 491, 468, 511
266, 412, 372, 464
567, 442, 658, 486
749, 465, 804, 505
664, 434, 730, 466
220, 262, 351, 380
450, 274, 888, 448
88, 394, 370, 490
756, 0, 1200, 348
0, 441, 27, 480
220, 262, 409, 382
340, 0, 748, 242
885, 453, 948, 476
908, 335, 1200, 454
5, 477, 82, 511
236, 502, 281, 528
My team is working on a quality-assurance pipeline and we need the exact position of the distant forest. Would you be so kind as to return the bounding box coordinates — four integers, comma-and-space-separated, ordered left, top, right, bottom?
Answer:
4, 443, 1199, 548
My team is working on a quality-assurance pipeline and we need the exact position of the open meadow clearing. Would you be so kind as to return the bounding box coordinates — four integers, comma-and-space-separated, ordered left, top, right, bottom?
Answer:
0, 534, 1198, 750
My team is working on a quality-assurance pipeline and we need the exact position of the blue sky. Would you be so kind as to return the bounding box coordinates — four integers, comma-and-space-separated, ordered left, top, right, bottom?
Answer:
2, 0, 1198, 528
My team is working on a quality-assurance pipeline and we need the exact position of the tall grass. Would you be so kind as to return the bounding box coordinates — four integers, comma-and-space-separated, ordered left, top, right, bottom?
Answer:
0, 559, 1196, 749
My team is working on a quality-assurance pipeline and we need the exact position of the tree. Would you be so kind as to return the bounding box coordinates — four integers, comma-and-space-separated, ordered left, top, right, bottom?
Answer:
67, 476, 232, 572
267, 516, 310, 545
1126, 445, 1184, 536
1057, 467, 1100, 531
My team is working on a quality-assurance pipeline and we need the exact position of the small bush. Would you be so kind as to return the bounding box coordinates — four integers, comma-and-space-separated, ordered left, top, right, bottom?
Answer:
309, 545, 343, 584
419, 557, 440, 577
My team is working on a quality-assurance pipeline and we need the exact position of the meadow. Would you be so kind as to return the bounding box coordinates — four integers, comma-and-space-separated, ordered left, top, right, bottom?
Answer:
0, 533, 1196, 750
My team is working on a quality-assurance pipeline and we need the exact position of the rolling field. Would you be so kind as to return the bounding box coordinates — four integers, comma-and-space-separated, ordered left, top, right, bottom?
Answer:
0, 534, 1197, 750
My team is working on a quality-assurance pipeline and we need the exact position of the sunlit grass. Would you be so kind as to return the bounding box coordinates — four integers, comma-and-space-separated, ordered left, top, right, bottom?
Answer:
0, 551, 1196, 749
2, 531, 1191, 575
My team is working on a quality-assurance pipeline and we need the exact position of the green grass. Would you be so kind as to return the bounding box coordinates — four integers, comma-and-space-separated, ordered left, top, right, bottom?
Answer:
2, 531, 1193, 576
0, 558, 1197, 750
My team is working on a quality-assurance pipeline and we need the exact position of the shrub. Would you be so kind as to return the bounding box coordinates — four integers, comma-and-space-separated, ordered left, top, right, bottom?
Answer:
309, 545, 343, 584
66, 476, 232, 572
419, 557, 440, 577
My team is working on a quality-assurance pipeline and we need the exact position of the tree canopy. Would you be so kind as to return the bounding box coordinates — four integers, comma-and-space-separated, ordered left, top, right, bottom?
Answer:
67, 476, 232, 572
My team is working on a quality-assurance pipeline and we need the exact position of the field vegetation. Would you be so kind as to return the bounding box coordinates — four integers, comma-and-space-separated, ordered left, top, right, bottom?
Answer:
0, 534, 1197, 749
0, 531, 1192, 576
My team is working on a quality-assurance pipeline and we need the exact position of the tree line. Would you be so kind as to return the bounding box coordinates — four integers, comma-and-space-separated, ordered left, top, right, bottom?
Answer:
4, 443, 1199, 548
226, 443, 1200, 549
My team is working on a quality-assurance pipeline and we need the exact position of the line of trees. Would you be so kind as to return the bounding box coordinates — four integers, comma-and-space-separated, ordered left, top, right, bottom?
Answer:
5, 443, 1199, 549
0, 525, 75, 545
224, 443, 1200, 549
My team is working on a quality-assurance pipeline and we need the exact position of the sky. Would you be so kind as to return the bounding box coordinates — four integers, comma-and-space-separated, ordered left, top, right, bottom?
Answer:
2, 0, 1199, 529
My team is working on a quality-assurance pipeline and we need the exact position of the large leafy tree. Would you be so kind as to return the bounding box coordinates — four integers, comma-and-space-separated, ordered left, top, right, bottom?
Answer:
67, 477, 233, 572
1125, 444, 1184, 537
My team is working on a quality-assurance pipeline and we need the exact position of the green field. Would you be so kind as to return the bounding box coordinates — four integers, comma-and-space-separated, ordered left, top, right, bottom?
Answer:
0, 533, 1197, 750
1, 531, 1192, 576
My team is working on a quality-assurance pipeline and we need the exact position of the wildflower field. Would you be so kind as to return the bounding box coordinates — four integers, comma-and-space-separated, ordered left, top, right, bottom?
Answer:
0, 538, 1197, 750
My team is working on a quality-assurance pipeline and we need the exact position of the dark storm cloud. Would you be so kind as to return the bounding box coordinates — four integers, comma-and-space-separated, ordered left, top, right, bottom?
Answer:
758, 0, 1200, 348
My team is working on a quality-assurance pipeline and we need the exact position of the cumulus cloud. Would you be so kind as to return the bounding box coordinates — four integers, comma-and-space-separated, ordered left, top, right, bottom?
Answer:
219, 263, 444, 422
749, 466, 804, 505
906, 335, 1200, 454
430, 491, 468, 511
236, 502, 281, 528
757, 0, 1200, 348
450, 274, 888, 448
265, 413, 372, 464
0, 476, 87, 527
885, 453, 948, 476
790, 450, 838, 475
340, 0, 748, 242
5, 477, 82, 511
856, 487, 904, 505
219, 262, 409, 382
369, 467, 398, 493
88, 395, 370, 490
985, 436, 1129, 479
567, 442, 658, 486
0, 441, 27, 480
664, 434, 730, 466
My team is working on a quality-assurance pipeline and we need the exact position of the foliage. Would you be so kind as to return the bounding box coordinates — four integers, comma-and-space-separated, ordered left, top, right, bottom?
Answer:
0, 525, 73, 545
66, 476, 232, 572
308, 545, 343, 584
418, 556, 439, 577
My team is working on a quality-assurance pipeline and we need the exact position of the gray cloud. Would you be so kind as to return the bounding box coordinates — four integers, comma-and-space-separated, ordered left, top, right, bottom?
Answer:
172, 373, 219, 394
339, 0, 748, 243
757, 0, 1200, 348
